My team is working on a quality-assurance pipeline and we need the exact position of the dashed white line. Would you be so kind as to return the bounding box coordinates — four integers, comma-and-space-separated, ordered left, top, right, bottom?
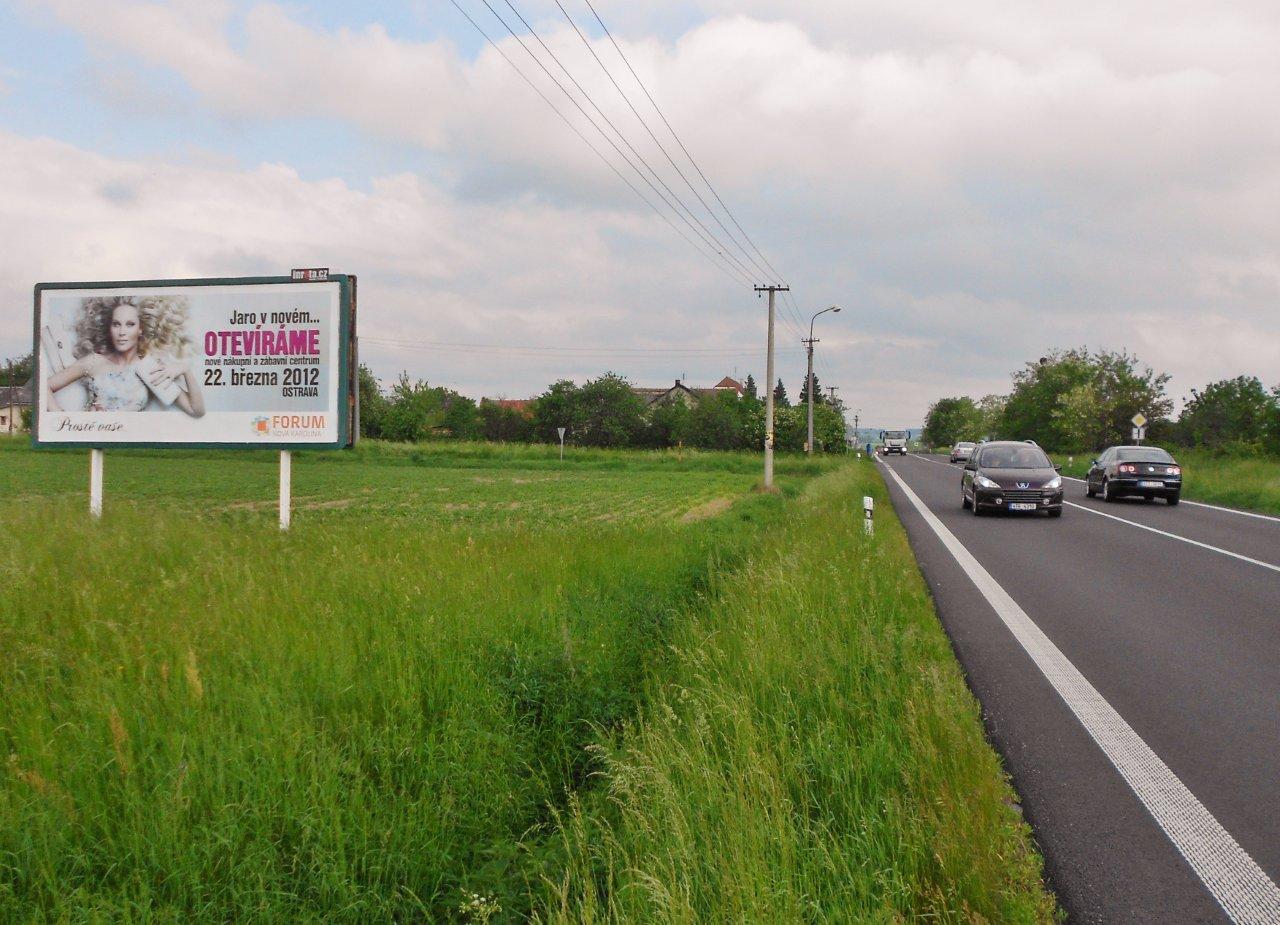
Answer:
907, 454, 1280, 573
913, 453, 1280, 524
1063, 502, 1280, 574
879, 459, 1280, 924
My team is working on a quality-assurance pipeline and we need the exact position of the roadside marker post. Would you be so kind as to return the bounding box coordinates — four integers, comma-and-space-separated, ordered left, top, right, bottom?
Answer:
863, 495, 874, 536
557, 427, 566, 462
89, 448, 103, 518
279, 450, 291, 531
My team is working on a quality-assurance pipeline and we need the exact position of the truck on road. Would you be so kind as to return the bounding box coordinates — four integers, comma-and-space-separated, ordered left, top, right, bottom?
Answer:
881, 430, 909, 455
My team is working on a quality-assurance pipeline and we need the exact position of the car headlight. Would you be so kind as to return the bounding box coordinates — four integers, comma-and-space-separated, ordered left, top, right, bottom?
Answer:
974, 474, 999, 489
1044, 476, 1062, 490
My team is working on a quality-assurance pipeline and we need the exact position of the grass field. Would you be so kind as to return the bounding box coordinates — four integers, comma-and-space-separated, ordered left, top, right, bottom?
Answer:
0, 438, 1057, 921
1055, 447, 1280, 515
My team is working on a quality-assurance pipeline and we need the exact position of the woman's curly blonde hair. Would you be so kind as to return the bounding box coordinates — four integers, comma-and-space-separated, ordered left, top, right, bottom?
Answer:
74, 295, 192, 360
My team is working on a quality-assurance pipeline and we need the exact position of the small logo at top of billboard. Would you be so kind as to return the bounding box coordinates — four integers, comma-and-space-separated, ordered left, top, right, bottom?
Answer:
291, 267, 329, 282
251, 416, 270, 435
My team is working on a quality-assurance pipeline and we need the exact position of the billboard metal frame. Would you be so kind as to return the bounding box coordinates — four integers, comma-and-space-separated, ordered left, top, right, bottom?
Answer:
32, 274, 357, 450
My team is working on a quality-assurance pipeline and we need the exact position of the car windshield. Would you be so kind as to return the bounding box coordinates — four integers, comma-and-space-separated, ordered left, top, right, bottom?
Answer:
885, 431, 907, 439
1116, 447, 1174, 463
980, 446, 1052, 469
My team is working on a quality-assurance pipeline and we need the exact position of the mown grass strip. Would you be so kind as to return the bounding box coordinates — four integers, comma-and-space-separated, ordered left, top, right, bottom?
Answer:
534, 460, 1059, 922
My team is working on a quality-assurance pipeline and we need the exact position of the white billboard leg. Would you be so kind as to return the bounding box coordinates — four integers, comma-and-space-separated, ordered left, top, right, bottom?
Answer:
89, 449, 103, 518
279, 450, 292, 531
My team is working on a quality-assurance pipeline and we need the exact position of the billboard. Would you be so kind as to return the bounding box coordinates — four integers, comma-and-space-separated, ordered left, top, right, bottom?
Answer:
34, 276, 355, 448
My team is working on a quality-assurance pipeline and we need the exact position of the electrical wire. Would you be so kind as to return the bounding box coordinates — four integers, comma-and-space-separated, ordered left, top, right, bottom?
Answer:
362, 335, 802, 358
553, 0, 774, 283
447, 0, 752, 288
479, 0, 761, 284
579, 0, 790, 283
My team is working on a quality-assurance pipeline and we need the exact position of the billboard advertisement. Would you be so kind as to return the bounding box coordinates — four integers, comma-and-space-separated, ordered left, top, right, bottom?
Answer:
34, 276, 355, 448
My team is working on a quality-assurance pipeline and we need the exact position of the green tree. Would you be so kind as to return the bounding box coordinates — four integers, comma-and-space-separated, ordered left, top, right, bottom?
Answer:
531, 380, 583, 444
478, 400, 534, 442
923, 396, 983, 448
976, 394, 1006, 440
645, 398, 692, 448
810, 402, 848, 452
576, 372, 645, 447
3, 352, 34, 389
1178, 376, 1275, 449
1052, 383, 1107, 451
685, 391, 746, 450
773, 379, 790, 408
1000, 349, 1170, 450
743, 374, 758, 401
441, 391, 479, 439
356, 364, 389, 440
381, 373, 446, 443
797, 372, 822, 406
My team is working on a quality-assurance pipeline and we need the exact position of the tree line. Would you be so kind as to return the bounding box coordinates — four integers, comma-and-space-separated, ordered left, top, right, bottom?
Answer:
358, 368, 849, 452
922, 348, 1280, 455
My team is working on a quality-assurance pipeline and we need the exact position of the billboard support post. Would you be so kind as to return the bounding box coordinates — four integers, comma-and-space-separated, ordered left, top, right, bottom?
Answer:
279, 450, 292, 531
89, 448, 103, 518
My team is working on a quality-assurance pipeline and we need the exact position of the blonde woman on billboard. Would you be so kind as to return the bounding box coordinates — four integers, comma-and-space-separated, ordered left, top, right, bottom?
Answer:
46, 296, 206, 417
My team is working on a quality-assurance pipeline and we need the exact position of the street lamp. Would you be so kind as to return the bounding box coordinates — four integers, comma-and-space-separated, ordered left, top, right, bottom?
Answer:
805, 305, 841, 455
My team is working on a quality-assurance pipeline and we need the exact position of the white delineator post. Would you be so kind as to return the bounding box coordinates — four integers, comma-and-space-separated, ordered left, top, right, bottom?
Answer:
863, 495, 874, 536
279, 450, 292, 531
89, 449, 104, 518
557, 427, 566, 462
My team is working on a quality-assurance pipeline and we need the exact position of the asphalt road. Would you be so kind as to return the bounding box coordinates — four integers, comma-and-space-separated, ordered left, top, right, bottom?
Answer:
877, 452, 1280, 924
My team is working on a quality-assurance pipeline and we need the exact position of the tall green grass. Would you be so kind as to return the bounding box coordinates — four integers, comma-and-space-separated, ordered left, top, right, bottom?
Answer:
0, 441, 795, 920
535, 461, 1058, 922
1, 444, 1056, 921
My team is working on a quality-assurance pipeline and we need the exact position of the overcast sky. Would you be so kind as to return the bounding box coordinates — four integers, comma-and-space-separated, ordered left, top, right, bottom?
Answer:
2, 0, 1278, 427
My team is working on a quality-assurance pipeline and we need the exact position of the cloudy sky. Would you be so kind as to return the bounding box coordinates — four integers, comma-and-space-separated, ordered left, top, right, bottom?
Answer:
2, 0, 1278, 427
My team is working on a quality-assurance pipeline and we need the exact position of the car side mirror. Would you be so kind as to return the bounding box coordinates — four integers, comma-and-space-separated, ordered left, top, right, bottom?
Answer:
1090, 460, 1098, 467
964, 461, 977, 471
1054, 465, 1062, 473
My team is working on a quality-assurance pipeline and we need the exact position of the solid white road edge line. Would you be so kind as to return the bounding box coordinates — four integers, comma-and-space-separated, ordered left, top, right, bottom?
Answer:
913, 453, 1280, 524
1062, 502, 1280, 575
879, 459, 1280, 924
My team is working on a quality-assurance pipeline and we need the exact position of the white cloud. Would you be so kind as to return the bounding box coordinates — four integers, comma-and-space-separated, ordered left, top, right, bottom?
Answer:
6, 1, 1280, 422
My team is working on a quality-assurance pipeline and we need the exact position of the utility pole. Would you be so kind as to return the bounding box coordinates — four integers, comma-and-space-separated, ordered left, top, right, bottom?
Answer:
756, 285, 789, 488
804, 305, 841, 456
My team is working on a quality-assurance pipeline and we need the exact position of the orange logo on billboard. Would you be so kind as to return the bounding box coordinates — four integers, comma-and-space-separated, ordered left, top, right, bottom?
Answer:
251, 416, 270, 435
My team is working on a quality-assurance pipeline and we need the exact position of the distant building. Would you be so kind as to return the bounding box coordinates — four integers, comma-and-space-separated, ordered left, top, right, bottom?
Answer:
491, 398, 535, 418
633, 376, 746, 408
0, 380, 33, 434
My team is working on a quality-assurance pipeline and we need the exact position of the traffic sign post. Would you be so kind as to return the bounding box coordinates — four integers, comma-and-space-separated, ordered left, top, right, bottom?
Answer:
1131, 413, 1148, 446
557, 427, 566, 461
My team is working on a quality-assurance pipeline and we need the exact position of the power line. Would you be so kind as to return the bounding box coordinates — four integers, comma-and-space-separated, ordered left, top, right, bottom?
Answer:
553, 0, 774, 282
480, 0, 762, 284
447, 0, 752, 287
362, 335, 803, 358
579, 0, 789, 283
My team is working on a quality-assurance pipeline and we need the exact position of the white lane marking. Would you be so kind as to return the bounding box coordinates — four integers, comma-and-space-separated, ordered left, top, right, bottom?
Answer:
878, 459, 1280, 924
1180, 499, 1280, 523
1063, 502, 1280, 575
908, 453, 1280, 571
914, 453, 1280, 524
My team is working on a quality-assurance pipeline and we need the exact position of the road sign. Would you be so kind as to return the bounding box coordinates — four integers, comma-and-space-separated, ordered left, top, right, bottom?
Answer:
1132, 426, 1146, 443
1131, 412, 1148, 428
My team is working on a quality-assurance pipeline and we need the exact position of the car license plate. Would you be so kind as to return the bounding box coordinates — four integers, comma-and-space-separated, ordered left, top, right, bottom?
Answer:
1009, 502, 1036, 511
1139, 480, 1164, 488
